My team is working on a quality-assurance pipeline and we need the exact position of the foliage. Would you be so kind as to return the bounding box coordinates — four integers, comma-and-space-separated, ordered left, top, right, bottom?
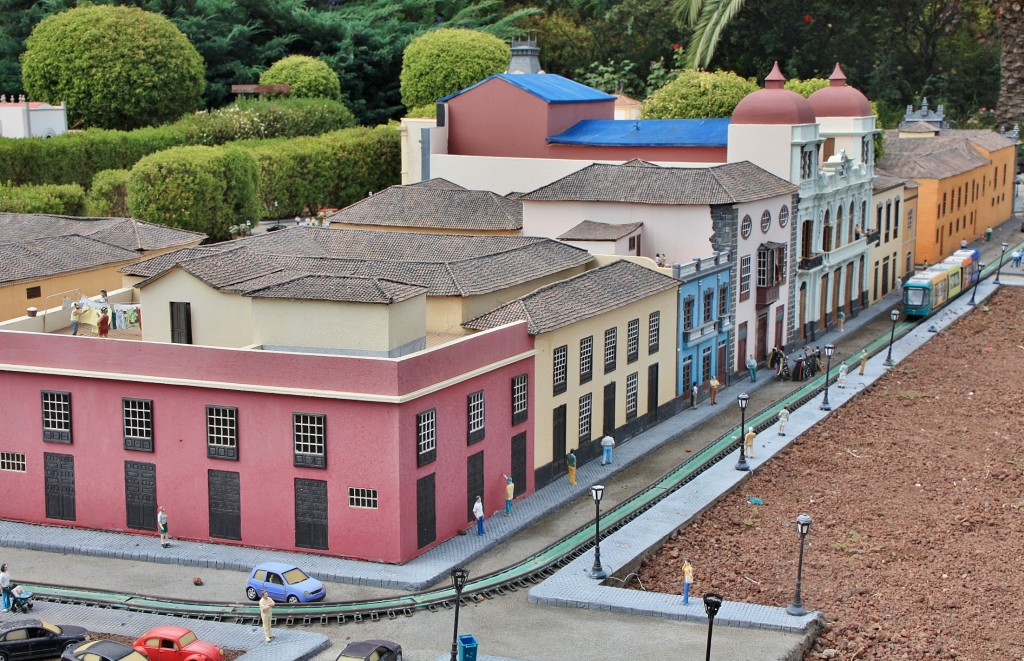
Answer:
20, 5, 205, 130
176, 98, 356, 146
785, 78, 829, 97
0, 181, 85, 215
642, 69, 758, 119
260, 55, 341, 100
400, 28, 509, 109
405, 103, 437, 118
576, 60, 644, 96
85, 170, 131, 218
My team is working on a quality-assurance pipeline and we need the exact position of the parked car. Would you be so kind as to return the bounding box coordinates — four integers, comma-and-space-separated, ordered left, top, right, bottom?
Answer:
0, 619, 89, 661
62, 640, 149, 661
132, 626, 224, 661
335, 639, 402, 661
245, 561, 326, 603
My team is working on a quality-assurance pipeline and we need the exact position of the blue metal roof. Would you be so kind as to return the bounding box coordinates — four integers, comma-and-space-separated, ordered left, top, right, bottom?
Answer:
439, 74, 615, 104
548, 118, 730, 147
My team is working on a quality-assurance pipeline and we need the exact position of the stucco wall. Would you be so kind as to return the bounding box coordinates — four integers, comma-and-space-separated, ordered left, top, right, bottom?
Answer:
1, 262, 136, 322
140, 269, 253, 347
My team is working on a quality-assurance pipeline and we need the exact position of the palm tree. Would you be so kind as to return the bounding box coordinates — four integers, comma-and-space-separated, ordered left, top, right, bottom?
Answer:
675, 0, 747, 70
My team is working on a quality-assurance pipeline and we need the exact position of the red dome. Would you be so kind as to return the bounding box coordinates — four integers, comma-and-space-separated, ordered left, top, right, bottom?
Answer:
808, 63, 872, 117
732, 62, 816, 126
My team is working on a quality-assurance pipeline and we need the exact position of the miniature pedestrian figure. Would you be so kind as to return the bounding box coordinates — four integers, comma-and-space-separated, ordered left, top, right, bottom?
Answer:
837, 363, 848, 389
746, 354, 757, 382
99, 289, 115, 330
691, 382, 698, 409
259, 590, 275, 642
501, 474, 514, 516
473, 496, 485, 535
157, 506, 169, 547
0, 563, 10, 612
98, 308, 110, 338
837, 309, 846, 331
709, 375, 719, 405
777, 408, 790, 436
961, 238, 968, 249
859, 349, 868, 375
566, 450, 577, 485
70, 303, 82, 336
601, 434, 615, 465
682, 559, 694, 605
1013, 249, 1023, 268
744, 426, 756, 459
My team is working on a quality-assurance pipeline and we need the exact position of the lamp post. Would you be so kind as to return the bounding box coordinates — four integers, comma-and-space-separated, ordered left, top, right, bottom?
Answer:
703, 592, 723, 661
995, 241, 1009, 284
449, 567, 469, 661
589, 485, 607, 579
735, 393, 750, 471
786, 514, 813, 616
819, 343, 836, 411
883, 308, 899, 367
968, 261, 986, 305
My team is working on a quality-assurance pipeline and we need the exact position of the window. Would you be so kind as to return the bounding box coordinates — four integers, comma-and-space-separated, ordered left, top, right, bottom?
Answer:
701, 346, 712, 382
648, 312, 660, 353
293, 413, 326, 469
206, 406, 238, 460
779, 205, 790, 228
512, 374, 529, 425
625, 372, 638, 420
580, 336, 593, 383
122, 398, 154, 452
0, 452, 26, 472
703, 289, 714, 324
760, 210, 772, 233
26, 286, 41, 300
348, 487, 378, 509
740, 214, 752, 239
604, 328, 617, 373
553, 345, 569, 395
467, 391, 485, 444
757, 248, 775, 287
739, 256, 752, 301
579, 393, 592, 442
718, 286, 728, 316
683, 297, 694, 330
41, 391, 72, 443
627, 319, 639, 363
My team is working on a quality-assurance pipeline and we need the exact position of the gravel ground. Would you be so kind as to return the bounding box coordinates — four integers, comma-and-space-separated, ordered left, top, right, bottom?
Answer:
633, 287, 1024, 660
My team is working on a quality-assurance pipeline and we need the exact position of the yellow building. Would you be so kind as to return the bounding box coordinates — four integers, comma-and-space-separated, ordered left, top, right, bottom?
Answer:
463, 259, 680, 487
867, 169, 920, 303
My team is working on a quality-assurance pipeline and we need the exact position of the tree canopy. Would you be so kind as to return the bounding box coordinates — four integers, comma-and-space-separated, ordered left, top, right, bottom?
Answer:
642, 69, 758, 119
400, 28, 510, 110
260, 55, 341, 100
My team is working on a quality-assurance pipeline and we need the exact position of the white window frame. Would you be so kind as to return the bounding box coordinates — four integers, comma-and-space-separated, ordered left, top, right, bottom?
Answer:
579, 393, 592, 441
0, 452, 26, 472
626, 372, 638, 419
348, 487, 379, 509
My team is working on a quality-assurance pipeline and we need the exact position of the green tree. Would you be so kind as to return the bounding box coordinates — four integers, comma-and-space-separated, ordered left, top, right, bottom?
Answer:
260, 55, 341, 100
20, 5, 205, 129
642, 69, 757, 118
785, 78, 829, 97
400, 28, 510, 110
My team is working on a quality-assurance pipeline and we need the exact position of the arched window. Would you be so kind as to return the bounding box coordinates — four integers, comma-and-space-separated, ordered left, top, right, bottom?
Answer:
779, 205, 790, 228
741, 214, 752, 239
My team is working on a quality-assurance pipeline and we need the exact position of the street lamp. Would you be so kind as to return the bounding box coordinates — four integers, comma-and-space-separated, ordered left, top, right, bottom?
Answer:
735, 393, 750, 471
786, 514, 813, 616
703, 592, 723, 661
589, 485, 607, 579
883, 308, 900, 367
819, 344, 836, 411
449, 567, 469, 661
995, 241, 1009, 284
968, 261, 986, 305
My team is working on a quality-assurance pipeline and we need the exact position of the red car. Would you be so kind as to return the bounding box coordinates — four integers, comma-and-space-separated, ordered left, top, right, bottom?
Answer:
132, 626, 224, 661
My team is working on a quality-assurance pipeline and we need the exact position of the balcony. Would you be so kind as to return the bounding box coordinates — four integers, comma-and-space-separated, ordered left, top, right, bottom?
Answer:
798, 254, 823, 270
717, 314, 734, 333
683, 318, 718, 344
864, 229, 880, 244
756, 283, 780, 307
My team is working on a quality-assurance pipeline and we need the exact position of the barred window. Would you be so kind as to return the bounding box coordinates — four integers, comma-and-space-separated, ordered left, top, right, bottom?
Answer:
467, 391, 485, 444
293, 413, 326, 469
703, 289, 714, 324
683, 298, 694, 330
41, 391, 72, 443
579, 393, 592, 442
348, 487, 379, 509
627, 319, 639, 363
718, 286, 729, 316
416, 409, 436, 466
740, 255, 752, 300
0, 452, 26, 472
779, 205, 790, 228
740, 214, 752, 238
553, 345, 568, 395
580, 336, 593, 383
604, 328, 617, 373
648, 311, 660, 353
626, 372, 638, 420
702, 346, 712, 382
512, 374, 529, 425
757, 249, 772, 287
123, 398, 153, 452
206, 405, 238, 460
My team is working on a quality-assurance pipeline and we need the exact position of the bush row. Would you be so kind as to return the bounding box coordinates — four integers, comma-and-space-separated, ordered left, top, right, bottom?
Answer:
0, 98, 357, 188
0, 181, 86, 215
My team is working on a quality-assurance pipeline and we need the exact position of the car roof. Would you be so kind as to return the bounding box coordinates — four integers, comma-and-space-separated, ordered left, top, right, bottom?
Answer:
0, 619, 45, 631
139, 625, 192, 638
253, 561, 301, 572
75, 640, 134, 656
341, 639, 397, 654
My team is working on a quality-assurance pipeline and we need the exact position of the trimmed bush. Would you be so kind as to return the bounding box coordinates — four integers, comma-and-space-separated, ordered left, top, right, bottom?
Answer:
177, 98, 356, 146
0, 182, 86, 215
85, 170, 131, 218
259, 55, 342, 100
785, 78, 830, 98
642, 69, 759, 119
400, 29, 509, 109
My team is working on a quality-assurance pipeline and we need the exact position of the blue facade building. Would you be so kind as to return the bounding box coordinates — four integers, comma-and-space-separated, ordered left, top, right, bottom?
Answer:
674, 253, 733, 400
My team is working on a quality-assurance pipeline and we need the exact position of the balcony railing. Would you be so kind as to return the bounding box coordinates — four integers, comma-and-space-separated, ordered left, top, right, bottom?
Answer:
683, 318, 718, 344
798, 254, 823, 270
756, 283, 780, 307
864, 229, 881, 244
717, 314, 734, 333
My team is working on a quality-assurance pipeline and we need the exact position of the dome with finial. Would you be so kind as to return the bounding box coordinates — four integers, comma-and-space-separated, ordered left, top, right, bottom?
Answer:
808, 63, 872, 117
731, 62, 816, 125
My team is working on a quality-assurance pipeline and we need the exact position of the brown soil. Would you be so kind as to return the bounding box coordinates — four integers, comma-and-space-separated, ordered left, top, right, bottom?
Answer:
634, 287, 1024, 660
94, 633, 244, 660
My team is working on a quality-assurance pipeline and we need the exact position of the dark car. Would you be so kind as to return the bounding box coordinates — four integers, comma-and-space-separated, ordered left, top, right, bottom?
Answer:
0, 619, 89, 661
334, 639, 402, 661
61, 640, 149, 661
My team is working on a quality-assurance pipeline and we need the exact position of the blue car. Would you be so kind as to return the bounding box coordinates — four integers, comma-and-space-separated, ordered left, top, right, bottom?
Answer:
245, 561, 326, 603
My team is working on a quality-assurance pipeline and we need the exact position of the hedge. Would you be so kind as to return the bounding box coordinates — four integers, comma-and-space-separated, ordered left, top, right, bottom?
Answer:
85, 169, 131, 218
0, 182, 86, 215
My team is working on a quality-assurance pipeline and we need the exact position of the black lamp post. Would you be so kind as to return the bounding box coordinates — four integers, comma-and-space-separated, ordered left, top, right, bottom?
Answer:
968, 261, 986, 305
735, 393, 750, 471
589, 485, 607, 579
883, 308, 899, 367
786, 514, 813, 616
995, 241, 1009, 284
449, 567, 469, 661
819, 343, 836, 411
703, 592, 723, 661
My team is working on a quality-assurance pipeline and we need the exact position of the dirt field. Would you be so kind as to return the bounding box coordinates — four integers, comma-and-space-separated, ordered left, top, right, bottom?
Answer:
633, 287, 1024, 660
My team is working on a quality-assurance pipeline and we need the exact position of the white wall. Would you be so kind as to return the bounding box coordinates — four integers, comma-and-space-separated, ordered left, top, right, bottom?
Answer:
0, 104, 67, 138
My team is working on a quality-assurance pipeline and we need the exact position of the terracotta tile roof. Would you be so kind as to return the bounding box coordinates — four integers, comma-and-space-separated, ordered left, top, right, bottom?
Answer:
872, 168, 914, 193
327, 180, 522, 231
898, 121, 940, 133
119, 246, 225, 277
880, 133, 990, 179
952, 129, 1017, 152
0, 213, 206, 251
520, 160, 797, 205
463, 259, 678, 334
0, 234, 141, 285
558, 220, 643, 241
241, 274, 427, 303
